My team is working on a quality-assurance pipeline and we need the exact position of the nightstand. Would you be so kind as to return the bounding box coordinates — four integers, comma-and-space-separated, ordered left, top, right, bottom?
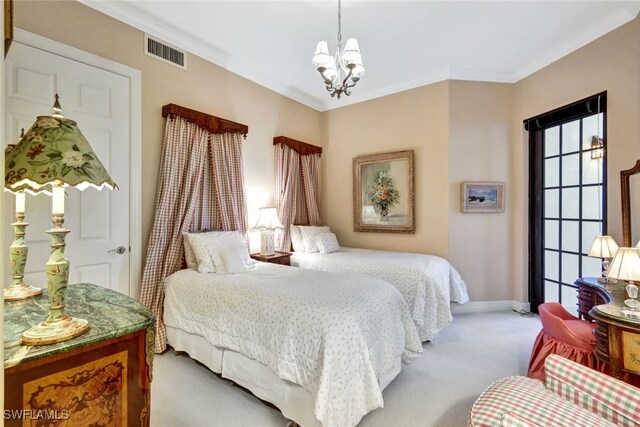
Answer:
4, 283, 155, 426
250, 251, 292, 266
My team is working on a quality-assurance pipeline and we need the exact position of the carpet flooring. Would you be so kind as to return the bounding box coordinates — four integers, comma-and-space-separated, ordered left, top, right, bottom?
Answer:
151, 311, 541, 426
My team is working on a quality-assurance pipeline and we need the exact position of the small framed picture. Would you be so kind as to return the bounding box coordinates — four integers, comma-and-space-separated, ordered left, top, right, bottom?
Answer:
461, 182, 505, 213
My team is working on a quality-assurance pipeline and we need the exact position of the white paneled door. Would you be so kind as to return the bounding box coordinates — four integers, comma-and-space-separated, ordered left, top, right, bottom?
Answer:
4, 41, 131, 295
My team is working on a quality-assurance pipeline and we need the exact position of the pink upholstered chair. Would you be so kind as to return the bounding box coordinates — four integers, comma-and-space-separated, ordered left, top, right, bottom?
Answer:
528, 302, 598, 380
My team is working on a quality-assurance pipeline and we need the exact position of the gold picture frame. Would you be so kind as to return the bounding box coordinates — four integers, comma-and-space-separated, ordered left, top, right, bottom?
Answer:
4, 0, 13, 58
353, 150, 415, 233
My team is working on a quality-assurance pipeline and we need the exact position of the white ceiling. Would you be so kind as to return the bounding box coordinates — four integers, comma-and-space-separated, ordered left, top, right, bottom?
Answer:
80, 1, 640, 112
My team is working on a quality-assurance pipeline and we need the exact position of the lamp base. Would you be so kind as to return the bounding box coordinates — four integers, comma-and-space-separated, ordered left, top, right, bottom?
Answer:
21, 315, 90, 346
260, 230, 275, 256
4, 283, 43, 301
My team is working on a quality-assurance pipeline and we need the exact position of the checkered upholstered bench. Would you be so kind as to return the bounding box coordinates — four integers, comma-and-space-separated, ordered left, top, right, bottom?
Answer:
469, 354, 640, 427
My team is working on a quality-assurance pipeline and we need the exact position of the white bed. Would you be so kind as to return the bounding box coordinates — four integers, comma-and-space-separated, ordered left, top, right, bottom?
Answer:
290, 247, 469, 342
163, 263, 423, 427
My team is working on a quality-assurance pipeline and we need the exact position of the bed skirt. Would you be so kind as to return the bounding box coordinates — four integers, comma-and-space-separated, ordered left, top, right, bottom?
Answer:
165, 325, 402, 426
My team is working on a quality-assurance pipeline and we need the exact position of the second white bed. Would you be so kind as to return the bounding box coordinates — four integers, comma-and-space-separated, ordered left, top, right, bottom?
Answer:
291, 247, 470, 342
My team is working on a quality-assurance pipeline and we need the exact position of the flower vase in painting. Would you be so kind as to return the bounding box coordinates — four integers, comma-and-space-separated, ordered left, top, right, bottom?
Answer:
367, 170, 399, 222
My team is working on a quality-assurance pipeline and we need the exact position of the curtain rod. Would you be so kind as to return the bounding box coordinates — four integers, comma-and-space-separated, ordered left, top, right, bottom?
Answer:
162, 103, 249, 139
273, 136, 322, 156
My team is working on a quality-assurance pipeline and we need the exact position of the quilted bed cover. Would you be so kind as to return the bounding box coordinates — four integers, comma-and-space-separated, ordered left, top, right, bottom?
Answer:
163, 263, 423, 427
291, 247, 470, 341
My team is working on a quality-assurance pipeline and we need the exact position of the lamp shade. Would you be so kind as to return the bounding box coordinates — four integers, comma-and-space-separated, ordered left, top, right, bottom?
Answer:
313, 41, 332, 68
5, 140, 52, 196
5, 115, 117, 192
588, 235, 619, 259
342, 38, 361, 63
606, 247, 640, 282
253, 207, 283, 230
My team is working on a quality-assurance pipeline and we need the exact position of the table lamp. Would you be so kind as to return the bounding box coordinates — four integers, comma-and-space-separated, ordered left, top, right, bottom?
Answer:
253, 207, 283, 256
4, 134, 51, 301
606, 247, 640, 311
5, 94, 118, 345
588, 235, 619, 283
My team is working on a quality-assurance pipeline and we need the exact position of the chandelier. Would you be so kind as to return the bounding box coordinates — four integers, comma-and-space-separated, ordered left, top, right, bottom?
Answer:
312, 0, 364, 99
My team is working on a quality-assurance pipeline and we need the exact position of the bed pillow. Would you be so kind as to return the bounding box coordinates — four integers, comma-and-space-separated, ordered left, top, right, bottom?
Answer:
217, 245, 253, 273
182, 234, 198, 269
315, 232, 340, 254
290, 225, 305, 252
185, 230, 251, 273
299, 225, 331, 253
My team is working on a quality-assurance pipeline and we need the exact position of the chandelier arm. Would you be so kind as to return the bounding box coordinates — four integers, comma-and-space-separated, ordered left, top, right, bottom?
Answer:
340, 67, 353, 89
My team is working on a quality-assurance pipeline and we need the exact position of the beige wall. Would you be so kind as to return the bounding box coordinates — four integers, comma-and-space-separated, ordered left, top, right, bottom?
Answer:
321, 82, 450, 257
449, 81, 514, 301
14, 1, 322, 261
511, 18, 640, 302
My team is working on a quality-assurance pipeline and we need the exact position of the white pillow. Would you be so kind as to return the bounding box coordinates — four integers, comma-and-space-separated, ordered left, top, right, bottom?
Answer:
299, 226, 330, 253
182, 234, 198, 269
185, 230, 251, 273
290, 225, 305, 252
217, 245, 252, 274
315, 233, 340, 254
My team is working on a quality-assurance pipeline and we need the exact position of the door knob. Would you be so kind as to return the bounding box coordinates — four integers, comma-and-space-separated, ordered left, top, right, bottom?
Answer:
109, 246, 127, 255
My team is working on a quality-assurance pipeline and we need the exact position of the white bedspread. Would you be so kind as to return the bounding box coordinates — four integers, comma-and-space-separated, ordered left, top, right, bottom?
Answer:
163, 263, 423, 427
291, 247, 470, 342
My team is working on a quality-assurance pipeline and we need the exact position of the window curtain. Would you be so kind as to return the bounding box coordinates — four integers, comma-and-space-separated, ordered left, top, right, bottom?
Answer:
274, 143, 322, 251
139, 115, 248, 353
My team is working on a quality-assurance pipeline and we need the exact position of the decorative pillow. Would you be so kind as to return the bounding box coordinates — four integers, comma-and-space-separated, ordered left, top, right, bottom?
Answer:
290, 225, 305, 252
298, 226, 330, 253
217, 245, 252, 274
182, 234, 198, 269
185, 230, 251, 273
315, 232, 340, 254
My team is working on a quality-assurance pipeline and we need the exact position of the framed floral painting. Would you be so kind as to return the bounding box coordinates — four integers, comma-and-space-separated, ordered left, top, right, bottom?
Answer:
353, 150, 414, 233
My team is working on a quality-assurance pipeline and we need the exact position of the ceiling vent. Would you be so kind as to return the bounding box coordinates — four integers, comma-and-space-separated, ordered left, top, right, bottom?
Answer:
144, 34, 187, 70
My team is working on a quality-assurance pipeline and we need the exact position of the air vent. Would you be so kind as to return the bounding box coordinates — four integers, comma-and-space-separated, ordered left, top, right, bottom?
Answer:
144, 34, 187, 70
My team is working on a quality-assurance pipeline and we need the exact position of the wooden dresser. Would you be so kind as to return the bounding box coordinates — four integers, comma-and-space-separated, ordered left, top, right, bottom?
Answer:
575, 277, 640, 383
4, 283, 155, 426
574, 277, 611, 321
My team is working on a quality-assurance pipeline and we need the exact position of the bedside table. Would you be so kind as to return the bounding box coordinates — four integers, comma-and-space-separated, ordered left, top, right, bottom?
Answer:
250, 251, 292, 266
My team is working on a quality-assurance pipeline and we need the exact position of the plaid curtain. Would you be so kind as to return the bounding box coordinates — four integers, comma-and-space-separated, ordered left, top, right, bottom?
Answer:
139, 115, 247, 353
274, 144, 321, 251
301, 154, 322, 226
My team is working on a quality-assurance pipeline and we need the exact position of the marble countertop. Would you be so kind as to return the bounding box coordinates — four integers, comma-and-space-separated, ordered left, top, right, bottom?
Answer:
4, 283, 155, 368
586, 279, 640, 327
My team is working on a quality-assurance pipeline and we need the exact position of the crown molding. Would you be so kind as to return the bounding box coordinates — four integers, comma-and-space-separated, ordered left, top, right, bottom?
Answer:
78, 1, 639, 112
77, 0, 326, 111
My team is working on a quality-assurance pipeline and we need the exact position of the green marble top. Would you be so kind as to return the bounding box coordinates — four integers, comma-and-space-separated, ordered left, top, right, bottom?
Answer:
4, 283, 155, 368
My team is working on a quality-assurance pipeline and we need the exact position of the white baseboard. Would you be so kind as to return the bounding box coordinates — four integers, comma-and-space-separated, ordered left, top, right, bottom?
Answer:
451, 300, 531, 314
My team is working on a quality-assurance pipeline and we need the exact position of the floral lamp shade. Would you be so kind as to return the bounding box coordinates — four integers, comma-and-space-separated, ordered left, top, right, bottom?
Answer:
5, 116, 118, 192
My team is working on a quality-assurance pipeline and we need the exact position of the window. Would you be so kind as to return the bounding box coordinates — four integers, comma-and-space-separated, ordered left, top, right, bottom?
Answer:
527, 93, 606, 314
